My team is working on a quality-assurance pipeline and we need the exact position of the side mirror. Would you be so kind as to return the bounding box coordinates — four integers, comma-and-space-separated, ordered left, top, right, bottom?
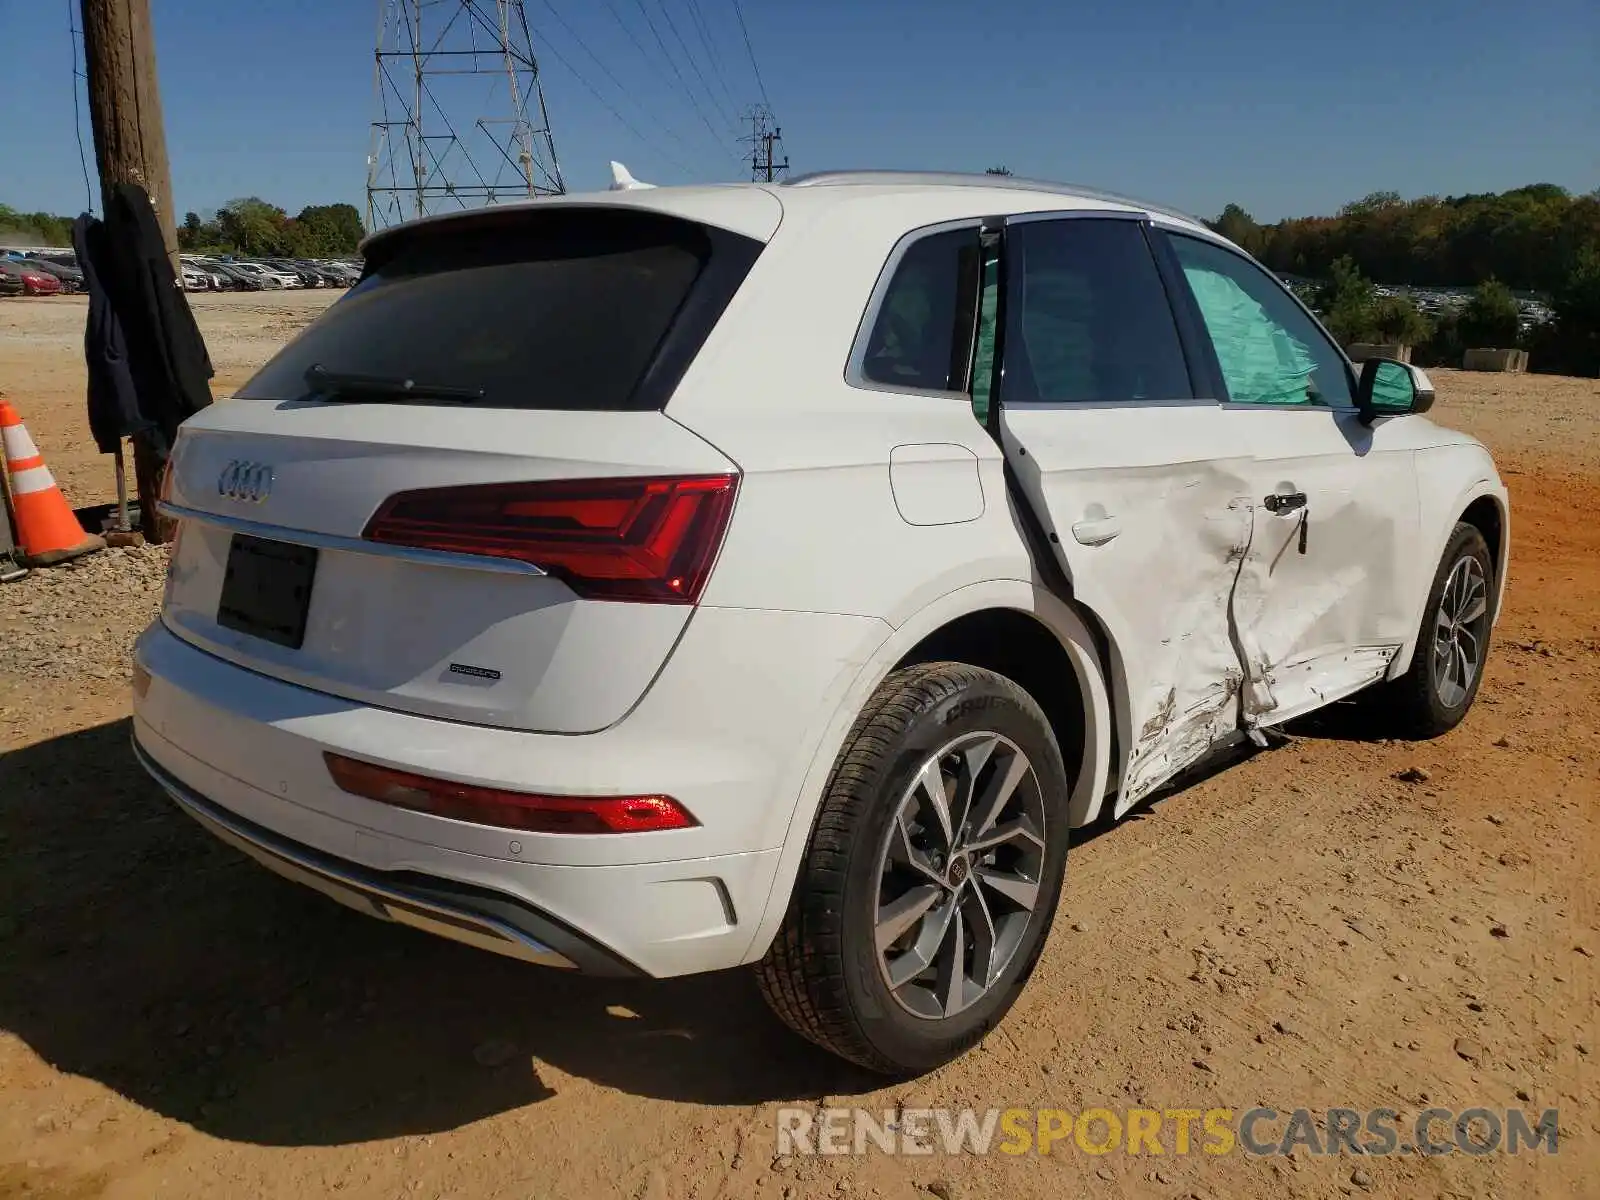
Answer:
1356, 358, 1435, 424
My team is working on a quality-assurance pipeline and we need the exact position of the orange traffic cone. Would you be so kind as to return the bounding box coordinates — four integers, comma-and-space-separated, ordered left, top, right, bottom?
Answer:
0, 400, 104, 566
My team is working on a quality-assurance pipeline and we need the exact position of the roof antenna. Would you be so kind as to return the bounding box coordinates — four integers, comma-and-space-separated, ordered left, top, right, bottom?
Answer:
609, 162, 655, 191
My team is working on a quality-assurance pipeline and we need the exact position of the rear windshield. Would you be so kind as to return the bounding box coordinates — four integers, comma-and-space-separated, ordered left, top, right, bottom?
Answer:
240, 208, 760, 411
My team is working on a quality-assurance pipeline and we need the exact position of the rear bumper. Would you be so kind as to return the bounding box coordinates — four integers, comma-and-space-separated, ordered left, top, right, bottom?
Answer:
132, 605, 887, 976
134, 738, 627, 973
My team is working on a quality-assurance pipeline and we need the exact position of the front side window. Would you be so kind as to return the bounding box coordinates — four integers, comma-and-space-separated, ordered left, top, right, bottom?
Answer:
998, 218, 1192, 405
1169, 233, 1353, 408
858, 228, 978, 393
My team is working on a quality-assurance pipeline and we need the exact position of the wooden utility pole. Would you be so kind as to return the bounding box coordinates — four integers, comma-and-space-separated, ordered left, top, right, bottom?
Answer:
80, 0, 178, 542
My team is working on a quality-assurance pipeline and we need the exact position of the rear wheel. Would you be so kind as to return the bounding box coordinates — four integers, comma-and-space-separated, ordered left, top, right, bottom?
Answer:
755, 663, 1071, 1075
1365, 522, 1494, 737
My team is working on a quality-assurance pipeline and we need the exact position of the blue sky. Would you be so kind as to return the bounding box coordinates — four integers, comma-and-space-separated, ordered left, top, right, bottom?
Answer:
1, 0, 1594, 227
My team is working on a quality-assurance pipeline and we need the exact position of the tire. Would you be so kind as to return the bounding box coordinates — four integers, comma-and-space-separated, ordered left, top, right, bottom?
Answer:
1364, 522, 1495, 738
755, 662, 1072, 1075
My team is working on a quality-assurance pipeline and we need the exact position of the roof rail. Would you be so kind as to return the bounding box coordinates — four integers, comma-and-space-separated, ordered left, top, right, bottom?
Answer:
782, 170, 1203, 226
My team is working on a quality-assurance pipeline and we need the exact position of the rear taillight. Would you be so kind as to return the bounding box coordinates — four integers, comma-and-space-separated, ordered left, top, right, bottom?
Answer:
362, 473, 737, 603
323, 753, 697, 834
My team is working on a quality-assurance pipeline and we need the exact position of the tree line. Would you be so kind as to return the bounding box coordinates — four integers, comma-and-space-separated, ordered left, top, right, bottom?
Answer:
1209, 184, 1600, 377
179, 199, 365, 257
1210, 184, 1599, 292
0, 205, 76, 247
0, 198, 365, 258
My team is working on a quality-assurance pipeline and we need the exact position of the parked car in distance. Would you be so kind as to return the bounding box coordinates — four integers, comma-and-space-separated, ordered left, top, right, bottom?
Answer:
314, 261, 360, 286
181, 258, 229, 291
0, 260, 63, 295
268, 260, 321, 288
133, 172, 1510, 1075
226, 262, 287, 289
17, 258, 82, 293
306, 262, 351, 287
259, 261, 304, 288
202, 261, 258, 291
0, 270, 22, 297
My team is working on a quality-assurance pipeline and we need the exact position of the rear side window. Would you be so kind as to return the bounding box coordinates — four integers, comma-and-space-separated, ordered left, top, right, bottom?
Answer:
240, 209, 760, 411
858, 228, 980, 393
1000, 218, 1192, 405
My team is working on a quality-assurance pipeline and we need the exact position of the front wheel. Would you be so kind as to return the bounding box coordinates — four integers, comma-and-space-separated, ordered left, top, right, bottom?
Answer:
1364, 521, 1495, 738
755, 662, 1072, 1075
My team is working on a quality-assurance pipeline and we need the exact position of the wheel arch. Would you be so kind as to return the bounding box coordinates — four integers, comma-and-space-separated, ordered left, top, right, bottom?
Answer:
738, 579, 1116, 967
1387, 474, 1510, 680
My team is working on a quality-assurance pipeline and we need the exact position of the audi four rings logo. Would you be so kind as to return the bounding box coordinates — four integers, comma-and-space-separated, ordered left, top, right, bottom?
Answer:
217, 460, 274, 503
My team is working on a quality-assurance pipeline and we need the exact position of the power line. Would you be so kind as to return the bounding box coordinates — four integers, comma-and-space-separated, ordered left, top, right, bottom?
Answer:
537, 0, 704, 169
682, 0, 740, 116
507, 6, 695, 177
728, 0, 770, 108
651, 0, 737, 134
65, 0, 96, 213
629, 0, 738, 161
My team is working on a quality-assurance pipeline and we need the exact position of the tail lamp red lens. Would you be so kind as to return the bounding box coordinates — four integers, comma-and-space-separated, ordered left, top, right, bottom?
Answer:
361, 473, 738, 603
324, 753, 697, 834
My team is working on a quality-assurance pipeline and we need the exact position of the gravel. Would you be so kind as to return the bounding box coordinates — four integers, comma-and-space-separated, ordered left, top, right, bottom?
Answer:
0, 543, 168, 683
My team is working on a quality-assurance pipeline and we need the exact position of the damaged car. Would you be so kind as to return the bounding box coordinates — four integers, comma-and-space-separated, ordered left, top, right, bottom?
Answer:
131, 171, 1508, 1075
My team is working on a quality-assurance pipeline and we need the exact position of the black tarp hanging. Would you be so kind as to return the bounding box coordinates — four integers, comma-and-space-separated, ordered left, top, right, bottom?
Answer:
74, 181, 214, 456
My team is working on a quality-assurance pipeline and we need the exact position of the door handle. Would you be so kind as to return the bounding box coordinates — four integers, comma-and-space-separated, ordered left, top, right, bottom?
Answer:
1071, 515, 1122, 546
1263, 491, 1307, 515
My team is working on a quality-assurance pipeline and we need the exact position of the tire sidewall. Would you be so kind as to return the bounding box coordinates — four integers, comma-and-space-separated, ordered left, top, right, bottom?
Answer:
835, 672, 1071, 1074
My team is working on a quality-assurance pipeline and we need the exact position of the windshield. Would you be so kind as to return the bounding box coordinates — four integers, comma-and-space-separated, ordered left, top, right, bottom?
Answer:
239, 207, 761, 412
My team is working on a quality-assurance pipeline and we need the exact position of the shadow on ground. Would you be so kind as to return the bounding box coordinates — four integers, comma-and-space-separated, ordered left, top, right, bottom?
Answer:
0, 719, 873, 1147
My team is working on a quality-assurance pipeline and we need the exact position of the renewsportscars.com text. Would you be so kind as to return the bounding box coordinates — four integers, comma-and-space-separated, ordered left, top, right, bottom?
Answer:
776, 1105, 1560, 1158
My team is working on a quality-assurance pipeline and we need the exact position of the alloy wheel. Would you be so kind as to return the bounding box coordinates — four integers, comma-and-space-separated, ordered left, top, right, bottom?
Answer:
1431, 554, 1489, 708
872, 732, 1047, 1020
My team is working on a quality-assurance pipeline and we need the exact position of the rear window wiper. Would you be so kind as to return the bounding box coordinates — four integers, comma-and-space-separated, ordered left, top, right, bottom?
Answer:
304, 363, 485, 404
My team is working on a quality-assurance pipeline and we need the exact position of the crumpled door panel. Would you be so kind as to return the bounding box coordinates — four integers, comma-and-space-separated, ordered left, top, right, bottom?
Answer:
1115, 493, 1254, 812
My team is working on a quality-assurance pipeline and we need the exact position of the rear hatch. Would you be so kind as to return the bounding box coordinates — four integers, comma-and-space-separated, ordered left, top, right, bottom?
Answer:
160, 200, 771, 733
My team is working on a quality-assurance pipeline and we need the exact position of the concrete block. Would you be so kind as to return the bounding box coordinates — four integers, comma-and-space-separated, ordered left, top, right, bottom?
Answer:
1462, 348, 1528, 372
1347, 343, 1412, 363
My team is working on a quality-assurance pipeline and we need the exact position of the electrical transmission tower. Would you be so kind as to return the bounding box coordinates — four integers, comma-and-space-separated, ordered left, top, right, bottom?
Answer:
367, 0, 564, 229
743, 104, 788, 183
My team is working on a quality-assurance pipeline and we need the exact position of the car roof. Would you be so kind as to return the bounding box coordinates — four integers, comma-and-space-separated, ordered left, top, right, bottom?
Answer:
782, 170, 1206, 226
361, 170, 1214, 252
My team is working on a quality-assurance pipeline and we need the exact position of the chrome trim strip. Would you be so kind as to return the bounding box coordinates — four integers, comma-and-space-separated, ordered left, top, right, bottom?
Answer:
157, 501, 546, 576
131, 738, 576, 970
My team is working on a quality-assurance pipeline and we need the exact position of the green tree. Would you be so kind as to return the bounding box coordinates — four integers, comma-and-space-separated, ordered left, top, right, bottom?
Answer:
178, 210, 204, 250
1210, 204, 1262, 257
1314, 256, 1378, 345
1458, 278, 1521, 348
216, 197, 290, 256
1527, 248, 1600, 376
1371, 294, 1431, 346
292, 203, 366, 255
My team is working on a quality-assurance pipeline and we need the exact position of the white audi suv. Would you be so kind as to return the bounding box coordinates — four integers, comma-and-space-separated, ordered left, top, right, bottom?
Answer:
133, 171, 1508, 1074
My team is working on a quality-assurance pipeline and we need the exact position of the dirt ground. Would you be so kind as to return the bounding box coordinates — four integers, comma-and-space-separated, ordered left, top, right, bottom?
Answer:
0, 292, 1596, 1199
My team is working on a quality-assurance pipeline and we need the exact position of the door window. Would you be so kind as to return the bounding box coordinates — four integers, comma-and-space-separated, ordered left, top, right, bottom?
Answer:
1168, 234, 1353, 409
999, 218, 1192, 405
